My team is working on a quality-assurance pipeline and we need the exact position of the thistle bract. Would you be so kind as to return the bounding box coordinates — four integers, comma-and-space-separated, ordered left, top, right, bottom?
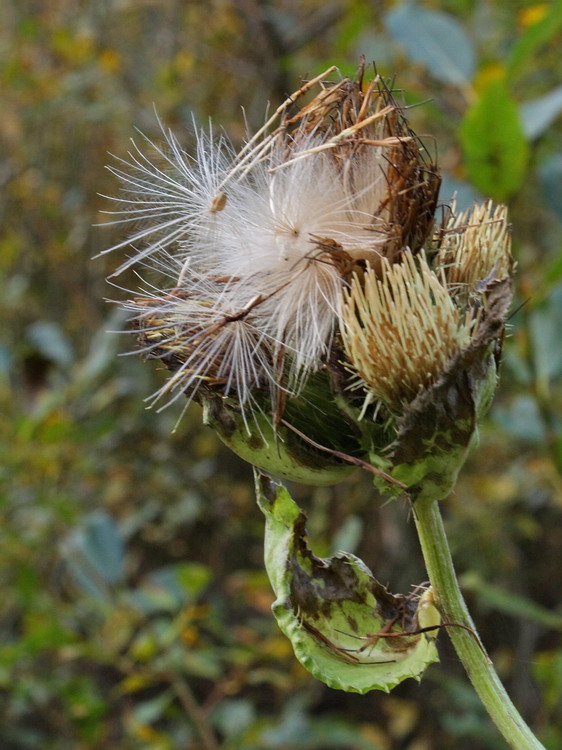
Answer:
104, 64, 512, 491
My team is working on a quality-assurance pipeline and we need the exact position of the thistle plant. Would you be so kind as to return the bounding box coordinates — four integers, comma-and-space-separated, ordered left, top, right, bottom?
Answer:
102, 64, 544, 749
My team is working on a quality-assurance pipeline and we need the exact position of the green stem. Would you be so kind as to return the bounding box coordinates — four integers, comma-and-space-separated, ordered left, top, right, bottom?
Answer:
413, 496, 545, 750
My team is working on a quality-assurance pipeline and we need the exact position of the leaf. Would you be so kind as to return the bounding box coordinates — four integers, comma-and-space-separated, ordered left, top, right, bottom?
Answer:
521, 85, 562, 140
0, 345, 11, 377
212, 698, 256, 739
385, 5, 476, 86
492, 395, 546, 445
461, 572, 562, 630
459, 75, 529, 201
538, 153, 562, 222
439, 174, 483, 213
529, 284, 562, 387
545, 249, 562, 288
74, 307, 129, 388
26, 321, 74, 368
255, 472, 439, 694
131, 689, 175, 726
259, 707, 385, 749
62, 511, 125, 598
533, 651, 562, 712
133, 562, 212, 613
331, 514, 362, 556
508, 0, 562, 78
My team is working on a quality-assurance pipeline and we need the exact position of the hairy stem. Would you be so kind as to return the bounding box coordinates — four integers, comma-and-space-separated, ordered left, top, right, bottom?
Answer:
413, 496, 545, 750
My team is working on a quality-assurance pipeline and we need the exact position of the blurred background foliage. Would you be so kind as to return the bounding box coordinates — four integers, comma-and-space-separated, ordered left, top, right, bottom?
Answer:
2, 0, 562, 748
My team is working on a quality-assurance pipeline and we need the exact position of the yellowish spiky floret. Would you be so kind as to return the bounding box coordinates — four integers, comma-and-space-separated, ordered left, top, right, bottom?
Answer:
341, 251, 476, 410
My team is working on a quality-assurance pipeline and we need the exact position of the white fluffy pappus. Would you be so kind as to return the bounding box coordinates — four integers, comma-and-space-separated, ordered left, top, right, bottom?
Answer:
121, 271, 278, 415
100, 119, 234, 277
100, 77, 397, 415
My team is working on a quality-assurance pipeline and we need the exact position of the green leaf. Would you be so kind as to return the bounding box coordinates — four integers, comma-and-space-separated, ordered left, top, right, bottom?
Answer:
508, 0, 562, 79
133, 562, 212, 613
521, 84, 562, 140
330, 514, 362, 556
258, 707, 386, 749
459, 75, 529, 201
255, 472, 439, 694
385, 5, 476, 86
545, 247, 562, 287
74, 307, 129, 389
131, 689, 175, 726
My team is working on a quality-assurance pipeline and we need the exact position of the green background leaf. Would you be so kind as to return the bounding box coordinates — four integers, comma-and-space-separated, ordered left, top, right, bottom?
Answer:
459, 74, 529, 200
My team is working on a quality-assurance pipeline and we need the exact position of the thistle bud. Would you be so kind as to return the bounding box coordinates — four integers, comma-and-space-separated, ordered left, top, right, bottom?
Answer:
104, 64, 512, 493
341, 251, 476, 411
340, 206, 512, 500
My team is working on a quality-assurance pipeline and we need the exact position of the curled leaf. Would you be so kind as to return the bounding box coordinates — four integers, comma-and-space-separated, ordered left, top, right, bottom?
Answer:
255, 472, 439, 693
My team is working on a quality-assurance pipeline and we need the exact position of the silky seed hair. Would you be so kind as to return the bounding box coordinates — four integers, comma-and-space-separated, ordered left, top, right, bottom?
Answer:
101, 65, 440, 417
127, 279, 275, 411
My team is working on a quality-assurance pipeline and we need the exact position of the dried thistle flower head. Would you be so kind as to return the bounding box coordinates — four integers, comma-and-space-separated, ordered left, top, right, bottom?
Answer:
103, 63, 512, 490
102, 64, 439, 417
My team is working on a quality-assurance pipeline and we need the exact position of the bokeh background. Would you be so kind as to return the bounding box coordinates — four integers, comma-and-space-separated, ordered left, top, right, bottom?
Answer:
2, 1, 562, 748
